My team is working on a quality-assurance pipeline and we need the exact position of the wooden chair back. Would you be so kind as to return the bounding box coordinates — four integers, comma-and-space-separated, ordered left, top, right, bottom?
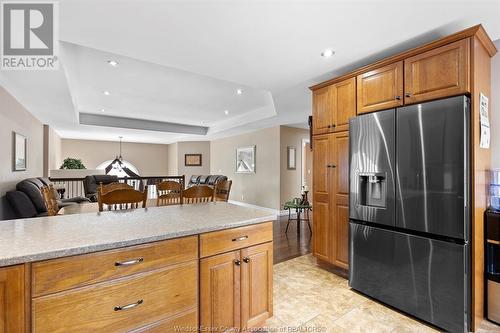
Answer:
215, 180, 232, 202
156, 180, 182, 206
182, 185, 214, 204
99, 182, 134, 194
41, 185, 59, 216
97, 185, 148, 212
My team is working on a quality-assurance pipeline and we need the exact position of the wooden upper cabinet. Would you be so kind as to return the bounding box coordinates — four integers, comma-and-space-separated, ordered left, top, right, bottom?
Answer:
357, 61, 404, 114
0, 265, 26, 333
404, 39, 470, 104
312, 78, 356, 135
332, 78, 356, 132
312, 85, 333, 135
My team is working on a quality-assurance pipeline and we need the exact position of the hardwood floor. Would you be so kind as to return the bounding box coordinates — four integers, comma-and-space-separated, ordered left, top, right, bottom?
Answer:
273, 214, 311, 264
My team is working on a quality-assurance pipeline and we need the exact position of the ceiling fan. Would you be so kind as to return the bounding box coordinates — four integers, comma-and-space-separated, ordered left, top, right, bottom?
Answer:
104, 136, 139, 177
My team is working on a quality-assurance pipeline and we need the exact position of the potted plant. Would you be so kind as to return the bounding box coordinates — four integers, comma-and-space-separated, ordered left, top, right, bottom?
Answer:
59, 158, 86, 170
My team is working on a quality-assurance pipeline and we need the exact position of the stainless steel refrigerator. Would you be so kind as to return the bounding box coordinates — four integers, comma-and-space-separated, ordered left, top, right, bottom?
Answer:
349, 96, 470, 332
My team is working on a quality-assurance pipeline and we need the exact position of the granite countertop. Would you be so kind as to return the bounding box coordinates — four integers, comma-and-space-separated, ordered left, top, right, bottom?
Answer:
0, 202, 276, 267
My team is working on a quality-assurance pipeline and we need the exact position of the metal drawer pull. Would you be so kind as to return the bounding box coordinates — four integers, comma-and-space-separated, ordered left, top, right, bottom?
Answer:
243, 257, 251, 263
234, 259, 241, 266
115, 257, 144, 266
232, 235, 248, 242
114, 299, 143, 311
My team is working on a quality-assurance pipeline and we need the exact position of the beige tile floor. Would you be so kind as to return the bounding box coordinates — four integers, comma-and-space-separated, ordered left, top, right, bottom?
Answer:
265, 254, 500, 333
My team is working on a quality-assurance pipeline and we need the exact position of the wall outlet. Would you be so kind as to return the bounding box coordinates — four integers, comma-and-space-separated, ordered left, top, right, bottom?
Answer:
241, 195, 244, 201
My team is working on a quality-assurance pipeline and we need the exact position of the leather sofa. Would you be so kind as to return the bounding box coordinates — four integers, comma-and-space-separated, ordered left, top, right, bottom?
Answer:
6, 177, 90, 219
187, 175, 227, 188
83, 175, 119, 202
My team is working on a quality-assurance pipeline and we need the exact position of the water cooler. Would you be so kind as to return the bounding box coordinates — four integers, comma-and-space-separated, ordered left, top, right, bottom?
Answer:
486, 170, 500, 324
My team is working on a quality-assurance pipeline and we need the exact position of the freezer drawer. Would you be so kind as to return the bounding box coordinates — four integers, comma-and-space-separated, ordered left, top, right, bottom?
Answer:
396, 96, 469, 239
349, 222, 469, 332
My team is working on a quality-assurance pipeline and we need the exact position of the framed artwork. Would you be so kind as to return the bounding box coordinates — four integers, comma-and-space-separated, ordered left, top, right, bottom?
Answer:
13, 132, 27, 171
287, 146, 296, 170
236, 146, 256, 173
185, 154, 202, 166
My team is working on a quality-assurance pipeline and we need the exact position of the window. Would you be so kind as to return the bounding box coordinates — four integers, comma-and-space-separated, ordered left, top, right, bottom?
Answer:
96, 159, 140, 177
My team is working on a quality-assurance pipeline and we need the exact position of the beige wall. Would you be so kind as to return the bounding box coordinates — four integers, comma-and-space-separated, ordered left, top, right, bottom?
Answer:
211, 127, 281, 210
43, 125, 62, 176
167, 143, 178, 175
280, 126, 309, 207
0, 87, 44, 196
177, 141, 210, 183
48, 127, 62, 171
491, 39, 500, 169
60, 139, 169, 176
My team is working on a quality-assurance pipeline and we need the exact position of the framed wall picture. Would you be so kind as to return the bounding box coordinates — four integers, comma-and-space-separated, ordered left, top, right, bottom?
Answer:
236, 146, 256, 173
185, 154, 202, 167
13, 132, 27, 171
287, 146, 296, 170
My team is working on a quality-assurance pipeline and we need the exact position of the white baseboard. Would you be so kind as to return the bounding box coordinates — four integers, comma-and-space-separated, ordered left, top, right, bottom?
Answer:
279, 209, 300, 217
227, 200, 280, 216
226, 200, 300, 219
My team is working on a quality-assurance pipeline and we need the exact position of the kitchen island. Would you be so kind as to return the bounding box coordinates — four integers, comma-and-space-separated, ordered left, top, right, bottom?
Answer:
0, 202, 276, 332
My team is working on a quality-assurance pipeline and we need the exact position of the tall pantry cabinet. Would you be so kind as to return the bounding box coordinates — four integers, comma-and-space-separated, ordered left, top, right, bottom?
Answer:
311, 78, 355, 273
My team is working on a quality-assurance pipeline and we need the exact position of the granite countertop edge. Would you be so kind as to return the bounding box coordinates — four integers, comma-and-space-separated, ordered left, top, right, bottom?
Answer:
0, 204, 276, 267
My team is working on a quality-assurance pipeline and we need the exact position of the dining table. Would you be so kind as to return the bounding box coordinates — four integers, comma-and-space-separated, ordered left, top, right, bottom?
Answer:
59, 199, 159, 215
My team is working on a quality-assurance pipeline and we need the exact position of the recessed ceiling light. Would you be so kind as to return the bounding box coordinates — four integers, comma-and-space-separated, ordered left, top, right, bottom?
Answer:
99, 108, 105, 112
107, 60, 119, 67
224, 110, 229, 115
103, 91, 111, 96
236, 89, 243, 95
321, 49, 335, 57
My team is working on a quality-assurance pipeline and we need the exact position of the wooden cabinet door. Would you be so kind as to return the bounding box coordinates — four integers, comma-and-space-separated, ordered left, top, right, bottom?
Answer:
0, 265, 26, 333
312, 134, 333, 262
332, 78, 356, 132
312, 85, 334, 135
241, 243, 273, 329
200, 251, 241, 332
332, 132, 350, 270
357, 61, 404, 114
404, 39, 470, 104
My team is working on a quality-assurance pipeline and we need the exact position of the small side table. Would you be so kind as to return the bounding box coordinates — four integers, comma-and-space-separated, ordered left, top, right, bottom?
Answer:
283, 200, 312, 236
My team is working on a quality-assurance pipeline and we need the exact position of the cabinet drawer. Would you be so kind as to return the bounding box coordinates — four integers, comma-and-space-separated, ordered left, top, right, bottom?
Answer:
200, 222, 273, 258
32, 236, 198, 297
130, 308, 198, 333
32, 261, 198, 333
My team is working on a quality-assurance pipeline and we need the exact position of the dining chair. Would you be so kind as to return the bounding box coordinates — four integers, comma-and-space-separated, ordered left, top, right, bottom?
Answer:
182, 185, 214, 204
156, 180, 182, 206
41, 184, 60, 216
97, 185, 148, 212
99, 182, 134, 194
214, 179, 232, 202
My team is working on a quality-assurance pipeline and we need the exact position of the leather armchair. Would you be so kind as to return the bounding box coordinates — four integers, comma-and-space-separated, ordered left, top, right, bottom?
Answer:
7, 177, 90, 219
187, 175, 201, 187
83, 175, 119, 202
187, 175, 227, 188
